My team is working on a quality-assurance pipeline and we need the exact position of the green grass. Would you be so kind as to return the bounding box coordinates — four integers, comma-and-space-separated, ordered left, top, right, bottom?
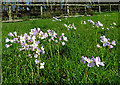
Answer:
2, 11, 119, 84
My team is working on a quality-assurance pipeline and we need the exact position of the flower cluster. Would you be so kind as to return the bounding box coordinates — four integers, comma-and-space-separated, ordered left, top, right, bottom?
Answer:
97, 36, 116, 48
64, 23, 76, 30
47, 30, 68, 46
88, 20, 103, 28
81, 20, 86, 24
104, 14, 111, 16
109, 22, 117, 28
85, 19, 116, 30
52, 17, 61, 21
35, 59, 45, 69
5, 28, 68, 69
81, 56, 104, 67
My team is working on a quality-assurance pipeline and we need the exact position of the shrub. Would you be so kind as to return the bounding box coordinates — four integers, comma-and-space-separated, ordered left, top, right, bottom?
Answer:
87, 8, 94, 16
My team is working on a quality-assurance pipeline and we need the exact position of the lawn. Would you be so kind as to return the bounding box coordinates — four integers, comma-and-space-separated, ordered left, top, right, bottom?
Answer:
2, 12, 119, 84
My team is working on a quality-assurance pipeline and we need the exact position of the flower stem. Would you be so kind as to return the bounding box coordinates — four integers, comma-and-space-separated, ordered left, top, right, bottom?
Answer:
57, 44, 60, 80
85, 66, 88, 83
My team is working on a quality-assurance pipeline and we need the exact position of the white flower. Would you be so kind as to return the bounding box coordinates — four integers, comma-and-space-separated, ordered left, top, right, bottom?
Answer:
40, 62, 45, 69
8, 32, 14, 37
62, 42, 65, 46
35, 59, 41, 64
37, 28, 41, 31
6, 44, 10, 48
98, 21, 103, 27
62, 33, 64, 36
20, 36, 26, 43
96, 44, 101, 48
41, 46, 44, 51
34, 54, 38, 58
5, 38, 10, 42
13, 31, 17, 36
113, 22, 116, 25
32, 36, 36, 41
63, 36, 67, 41
10, 40, 14, 43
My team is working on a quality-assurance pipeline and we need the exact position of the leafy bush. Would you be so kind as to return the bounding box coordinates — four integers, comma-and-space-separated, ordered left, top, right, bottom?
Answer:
87, 8, 94, 16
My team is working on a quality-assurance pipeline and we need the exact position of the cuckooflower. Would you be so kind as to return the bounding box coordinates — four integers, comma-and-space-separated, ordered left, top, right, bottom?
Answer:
35, 59, 41, 64
80, 56, 88, 64
5, 38, 10, 43
96, 44, 101, 48
63, 36, 68, 41
8, 32, 14, 37
62, 42, 65, 46
34, 54, 38, 58
87, 58, 95, 67
111, 40, 116, 46
40, 62, 45, 69
92, 56, 104, 67
6, 44, 11, 48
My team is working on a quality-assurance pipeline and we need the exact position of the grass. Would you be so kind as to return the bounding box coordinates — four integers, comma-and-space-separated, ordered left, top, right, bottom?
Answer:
2, 11, 120, 84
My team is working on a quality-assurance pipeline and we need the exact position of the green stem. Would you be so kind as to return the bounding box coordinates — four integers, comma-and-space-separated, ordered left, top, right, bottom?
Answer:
85, 66, 88, 83
57, 44, 60, 80
96, 30, 98, 44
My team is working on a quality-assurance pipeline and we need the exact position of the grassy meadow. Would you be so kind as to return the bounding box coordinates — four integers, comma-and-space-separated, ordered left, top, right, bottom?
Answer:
2, 12, 119, 84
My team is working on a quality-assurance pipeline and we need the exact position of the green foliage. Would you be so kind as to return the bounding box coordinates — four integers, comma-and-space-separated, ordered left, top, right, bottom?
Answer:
23, 14, 30, 21
40, 11, 52, 19
87, 8, 94, 16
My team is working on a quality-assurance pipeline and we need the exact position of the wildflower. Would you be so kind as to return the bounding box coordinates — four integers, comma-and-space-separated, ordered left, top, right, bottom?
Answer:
31, 36, 36, 41
107, 28, 109, 30
96, 44, 101, 48
113, 22, 116, 25
81, 21, 82, 24
55, 40, 58, 43
111, 40, 116, 46
19, 48, 24, 51
42, 50, 45, 54
80, 56, 88, 64
74, 27, 76, 30
64, 24, 67, 27
37, 28, 41, 32
13, 38, 18, 42
63, 36, 68, 41
62, 33, 64, 36
35, 59, 41, 64
62, 42, 65, 46
101, 27, 104, 29
41, 46, 44, 51
20, 35, 26, 43
40, 62, 45, 69
59, 37, 62, 41
34, 54, 38, 58
96, 21, 103, 28
5, 38, 10, 43
108, 45, 113, 48
13, 31, 17, 36
98, 21, 103, 26
36, 48, 41, 55
87, 58, 95, 67
84, 21, 86, 24
8, 32, 14, 37
92, 56, 104, 67
100, 36, 110, 47
9, 40, 14, 43
6, 44, 11, 48
99, 36, 115, 48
